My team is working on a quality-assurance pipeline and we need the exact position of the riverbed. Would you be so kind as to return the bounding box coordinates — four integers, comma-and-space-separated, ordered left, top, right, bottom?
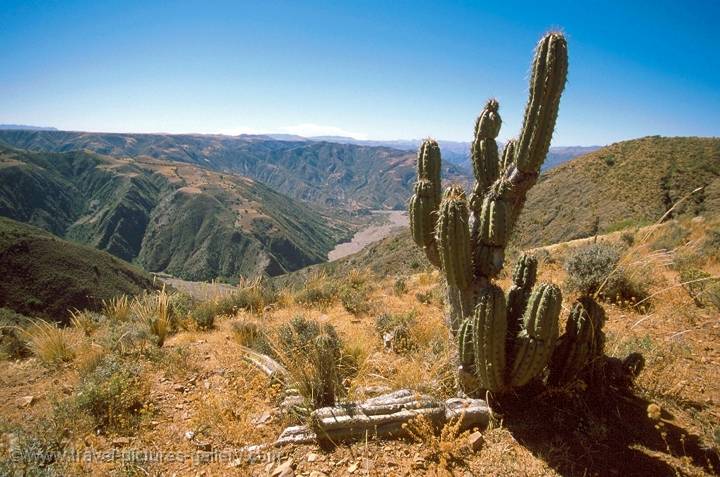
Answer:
328, 210, 409, 261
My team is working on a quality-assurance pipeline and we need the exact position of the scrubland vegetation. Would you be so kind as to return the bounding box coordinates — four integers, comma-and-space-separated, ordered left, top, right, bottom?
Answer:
0, 216, 718, 476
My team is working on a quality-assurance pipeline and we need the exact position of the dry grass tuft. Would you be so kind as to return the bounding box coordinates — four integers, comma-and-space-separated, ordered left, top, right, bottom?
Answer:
102, 294, 131, 322
403, 413, 471, 473
23, 320, 76, 365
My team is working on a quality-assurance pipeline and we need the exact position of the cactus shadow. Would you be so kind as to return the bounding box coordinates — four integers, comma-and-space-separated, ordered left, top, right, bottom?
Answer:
495, 386, 719, 476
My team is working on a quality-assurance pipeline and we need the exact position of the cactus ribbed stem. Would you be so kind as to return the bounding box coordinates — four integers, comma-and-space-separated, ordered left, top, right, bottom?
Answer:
515, 32, 568, 173
471, 286, 507, 393
436, 186, 473, 290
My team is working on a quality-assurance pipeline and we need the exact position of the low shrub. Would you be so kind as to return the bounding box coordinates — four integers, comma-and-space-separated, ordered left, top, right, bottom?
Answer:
73, 353, 149, 434
564, 242, 650, 306
0, 308, 30, 360
190, 302, 216, 330
340, 286, 372, 315
393, 276, 408, 296
679, 268, 720, 311
101, 321, 156, 355
294, 274, 338, 308
649, 221, 689, 251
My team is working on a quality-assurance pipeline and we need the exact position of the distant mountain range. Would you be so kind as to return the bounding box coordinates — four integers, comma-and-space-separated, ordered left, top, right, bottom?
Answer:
0, 144, 347, 280
0, 129, 468, 211
0, 124, 58, 131
296, 136, 600, 171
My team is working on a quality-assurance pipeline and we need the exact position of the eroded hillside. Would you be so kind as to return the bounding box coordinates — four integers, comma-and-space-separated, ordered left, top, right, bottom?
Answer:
0, 145, 348, 280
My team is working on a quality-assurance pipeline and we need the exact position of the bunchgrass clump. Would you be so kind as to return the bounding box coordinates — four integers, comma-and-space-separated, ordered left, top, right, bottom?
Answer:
232, 318, 272, 355
274, 315, 343, 408
131, 288, 171, 346
23, 320, 76, 365
69, 309, 104, 337
102, 295, 131, 322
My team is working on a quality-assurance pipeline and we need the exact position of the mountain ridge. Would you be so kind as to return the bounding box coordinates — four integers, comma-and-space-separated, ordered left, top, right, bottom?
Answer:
0, 144, 348, 281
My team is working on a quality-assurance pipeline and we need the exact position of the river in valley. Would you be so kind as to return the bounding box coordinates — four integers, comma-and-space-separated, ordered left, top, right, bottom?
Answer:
328, 210, 408, 261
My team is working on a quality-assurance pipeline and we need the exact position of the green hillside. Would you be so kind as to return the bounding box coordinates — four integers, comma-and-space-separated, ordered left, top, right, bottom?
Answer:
0, 216, 155, 323
276, 136, 720, 284
0, 130, 469, 210
511, 136, 720, 248
0, 145, 348, 280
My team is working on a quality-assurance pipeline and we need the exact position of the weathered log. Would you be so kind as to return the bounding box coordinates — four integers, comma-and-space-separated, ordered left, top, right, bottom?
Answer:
274, 390, 491, 447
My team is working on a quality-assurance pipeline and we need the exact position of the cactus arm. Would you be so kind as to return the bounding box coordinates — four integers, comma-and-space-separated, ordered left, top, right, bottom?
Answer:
436, 186, 473, 291
548, 296, 606, 386
500, 139, 516, 174
409, 139, 443, 267
471, 286, 507, 393
509, 283, 561, 387
514, 32, 568, 173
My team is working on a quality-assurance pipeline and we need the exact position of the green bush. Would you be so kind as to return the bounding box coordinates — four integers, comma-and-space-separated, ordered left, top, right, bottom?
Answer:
339, 286, 372, 315
102, 320, 157, 354
393, 276, 408, 296
564, 243, 650, 305
73, 354, 149, 433
680, 268, 720, 311
168, 292, 194, 323
190, 302, 216, 330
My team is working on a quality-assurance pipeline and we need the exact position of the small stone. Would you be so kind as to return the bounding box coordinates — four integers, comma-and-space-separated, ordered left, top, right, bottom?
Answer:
306, 452, 318, 463
467, 431, 484, 452
204, 380, 211, 390
194, 441, 212, 451
112, 437, 130, 446
184, 431, 195, 440
18, 396, 34, 408
647, 403, 662, 421
251, 411, 272, 425
348, 462, 358, 473
173, 384, 185, 392
271, 459, 294, 477
309, 472, 328, 477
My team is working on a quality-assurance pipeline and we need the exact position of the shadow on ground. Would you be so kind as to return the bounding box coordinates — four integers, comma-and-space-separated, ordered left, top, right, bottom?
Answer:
496, 384, 719, 476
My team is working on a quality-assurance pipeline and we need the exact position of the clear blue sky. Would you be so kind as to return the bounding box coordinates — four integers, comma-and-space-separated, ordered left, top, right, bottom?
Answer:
1, 1, 718, 145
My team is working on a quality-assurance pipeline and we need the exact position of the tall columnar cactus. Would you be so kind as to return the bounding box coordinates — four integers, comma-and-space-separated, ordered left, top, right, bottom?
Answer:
408, 32, 596, 395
